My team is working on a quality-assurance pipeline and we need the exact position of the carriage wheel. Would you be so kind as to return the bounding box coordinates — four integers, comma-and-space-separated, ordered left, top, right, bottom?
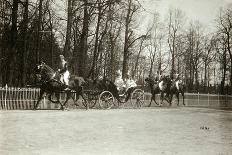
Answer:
99, 91, 115, 109
130, 89, 146, 108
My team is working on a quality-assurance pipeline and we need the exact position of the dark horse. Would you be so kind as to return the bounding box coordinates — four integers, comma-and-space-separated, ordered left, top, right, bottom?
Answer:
145, 76, 171, 106
169, 80, 185, 106
34, 62, 86, 110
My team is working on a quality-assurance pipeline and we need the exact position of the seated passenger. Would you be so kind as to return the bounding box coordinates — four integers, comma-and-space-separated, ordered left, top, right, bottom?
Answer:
125, 72, 137, 90
114, 70, 126, 93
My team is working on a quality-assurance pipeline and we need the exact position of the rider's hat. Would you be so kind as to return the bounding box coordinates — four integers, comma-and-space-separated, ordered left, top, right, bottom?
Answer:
116, 70, 121, 76
126, 71, 130, 77
59, 55, 64, 59
174, 73, 179, 78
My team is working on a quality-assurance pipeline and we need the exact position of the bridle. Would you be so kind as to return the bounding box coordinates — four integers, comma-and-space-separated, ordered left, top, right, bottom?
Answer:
37, 63, 57, 83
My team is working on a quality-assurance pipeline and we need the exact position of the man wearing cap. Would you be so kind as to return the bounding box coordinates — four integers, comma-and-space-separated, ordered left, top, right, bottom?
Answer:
58, 55, 70, 87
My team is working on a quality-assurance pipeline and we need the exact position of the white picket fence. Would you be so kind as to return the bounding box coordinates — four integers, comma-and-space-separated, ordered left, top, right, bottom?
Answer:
144, 93, 232, 108
0, 86, 40, 110
0, 85, 232, 110
0, 86, 75, 110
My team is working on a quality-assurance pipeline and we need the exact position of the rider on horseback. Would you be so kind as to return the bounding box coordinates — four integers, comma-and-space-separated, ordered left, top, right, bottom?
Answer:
58, 55, 70, 88
173, 73, 181, 91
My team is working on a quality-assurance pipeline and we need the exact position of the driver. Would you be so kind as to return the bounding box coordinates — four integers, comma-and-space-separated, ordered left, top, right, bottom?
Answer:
58, 55, 70, 86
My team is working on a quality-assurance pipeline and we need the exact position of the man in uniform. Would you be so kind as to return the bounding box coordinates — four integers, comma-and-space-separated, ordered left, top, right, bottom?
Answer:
173, 73, 181, 90
58, 55, 70, 87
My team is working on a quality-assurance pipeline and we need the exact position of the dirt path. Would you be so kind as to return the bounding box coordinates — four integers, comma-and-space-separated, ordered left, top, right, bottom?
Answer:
0, 107, 232, 155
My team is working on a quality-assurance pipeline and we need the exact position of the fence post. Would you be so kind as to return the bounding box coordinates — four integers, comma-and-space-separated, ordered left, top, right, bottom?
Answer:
4, 84, 8, 110
198, 92, 199, 105
43, 96, 46, 109
208, 93, 210, 107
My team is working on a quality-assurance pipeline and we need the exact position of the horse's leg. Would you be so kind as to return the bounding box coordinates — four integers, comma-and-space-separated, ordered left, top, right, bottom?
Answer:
149, 94, 156, 107
48, 93, 60, 103
176, 92, 179, 106
54, 93, 64, 110
62, 90, 72, 110
70, 92, 79, 106
153, 94, 159, 106
149, 97, 152, 107
34, 90, 44, 110
169, 93, 173, 106
182, 91, 185, 106
160, 92, 164, 106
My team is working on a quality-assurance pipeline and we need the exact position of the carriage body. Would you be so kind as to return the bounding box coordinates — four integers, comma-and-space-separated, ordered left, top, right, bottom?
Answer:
96, 82, 146, 109
79, 78, 146, 109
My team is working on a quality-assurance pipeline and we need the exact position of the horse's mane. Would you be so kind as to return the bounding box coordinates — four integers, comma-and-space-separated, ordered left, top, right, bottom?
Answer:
39, 63, 56, 81
43, 64, 55, 74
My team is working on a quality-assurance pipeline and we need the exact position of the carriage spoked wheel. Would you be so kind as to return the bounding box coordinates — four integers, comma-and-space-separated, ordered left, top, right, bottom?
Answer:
130, 89, 145, 108
98, 91, 115, 109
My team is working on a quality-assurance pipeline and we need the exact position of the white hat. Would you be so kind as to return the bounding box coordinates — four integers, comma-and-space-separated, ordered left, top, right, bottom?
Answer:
59, 55, 64, 59
116, 70, 121, 76
126, 71, 130, 76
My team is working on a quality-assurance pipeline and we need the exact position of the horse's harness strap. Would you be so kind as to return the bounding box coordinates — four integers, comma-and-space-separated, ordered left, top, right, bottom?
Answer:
42, 77, 62, 85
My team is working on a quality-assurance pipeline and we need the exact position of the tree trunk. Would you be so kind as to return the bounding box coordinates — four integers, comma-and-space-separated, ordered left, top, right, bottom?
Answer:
4, 0, 18, 86
19, 0, 28, 86
63, 0, 73, 57
88, 0, 102, 79
35, 0, 43, 63
76, 0, 89, 77
122, 0, 132, 79
221, 48, 227, 94
132, 39, 144, 78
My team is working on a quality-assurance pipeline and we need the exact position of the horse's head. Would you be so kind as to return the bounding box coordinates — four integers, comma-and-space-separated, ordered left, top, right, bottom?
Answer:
162, 75, 172, 84
145, 77, 155, 85
35, 62, 55, 82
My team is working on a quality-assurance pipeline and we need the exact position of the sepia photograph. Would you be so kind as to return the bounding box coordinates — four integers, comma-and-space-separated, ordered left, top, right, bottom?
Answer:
0, 0, 232, 154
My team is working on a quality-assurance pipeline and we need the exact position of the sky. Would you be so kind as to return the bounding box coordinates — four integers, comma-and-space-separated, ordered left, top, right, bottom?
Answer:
139, 0, 232, 32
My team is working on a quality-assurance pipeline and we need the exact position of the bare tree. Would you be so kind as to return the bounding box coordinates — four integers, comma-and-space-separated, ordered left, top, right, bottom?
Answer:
63, 0, 74, 57
122, 0, 140, 79
217, 7, 232, 88
167, 8, 184, 78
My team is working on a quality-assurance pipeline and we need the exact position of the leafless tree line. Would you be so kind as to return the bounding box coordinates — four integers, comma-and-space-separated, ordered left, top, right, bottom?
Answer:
0, 0, 231, 94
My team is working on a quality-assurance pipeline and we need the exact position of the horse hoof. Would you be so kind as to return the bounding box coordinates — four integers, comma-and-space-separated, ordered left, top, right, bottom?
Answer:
33, 106, 39, 110
60, 107, 64, 110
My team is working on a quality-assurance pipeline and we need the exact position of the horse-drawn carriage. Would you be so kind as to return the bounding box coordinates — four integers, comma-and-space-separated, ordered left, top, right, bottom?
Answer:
82, 78, 146, 109
34, 62, 146, 110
